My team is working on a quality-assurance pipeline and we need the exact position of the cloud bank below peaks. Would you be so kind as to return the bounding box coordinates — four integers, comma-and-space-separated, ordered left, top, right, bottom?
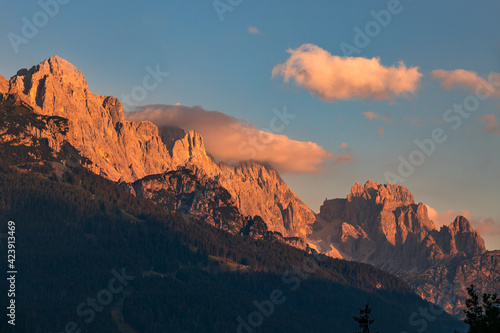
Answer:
272, 44, 422, 102
126, 105, 350, 174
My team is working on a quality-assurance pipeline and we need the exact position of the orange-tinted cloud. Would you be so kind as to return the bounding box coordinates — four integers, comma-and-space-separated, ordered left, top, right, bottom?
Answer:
363, 111, 379, 120
431, 69, 500, 97
426, 206, 500, 238
126, 105, 339, 174
425, 205, 470, 228
378, 126, 385, 137
272, 44, 422, 102
363, 111, 394, 125
334, 142, 355, 165
468, 217, 500, 236
478, 114, 500, 136
338, 142, 349, 150
248, 26, 260, 34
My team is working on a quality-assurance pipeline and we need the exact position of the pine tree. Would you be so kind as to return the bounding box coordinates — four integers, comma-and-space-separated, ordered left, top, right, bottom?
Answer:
464, 284, 500, 333
353, 304, 379, 333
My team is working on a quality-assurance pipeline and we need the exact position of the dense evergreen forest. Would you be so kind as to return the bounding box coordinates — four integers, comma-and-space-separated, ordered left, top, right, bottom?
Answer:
0, 155, 465, 332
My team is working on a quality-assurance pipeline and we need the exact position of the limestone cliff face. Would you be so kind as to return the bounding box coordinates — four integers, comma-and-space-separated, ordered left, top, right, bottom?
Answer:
124, 167, 308, 248
0, 56, 315, 240
0, 75, 8, 94
310, 180, 492, 318
431, 216, 486, 257
129, 155, 316, 238
154, 126, 316, 237
312, 181, 486, 273
216, 161, 315, 237
5, 56, 174, 182
344, 181, 434, 247
129, 125, 315, 237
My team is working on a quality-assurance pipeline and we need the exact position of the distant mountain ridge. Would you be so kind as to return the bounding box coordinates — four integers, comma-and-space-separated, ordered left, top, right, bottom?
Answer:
311, 180, 485, 272
309, 180, 498, 317
1, 56, 498, 320
0, 56, 315, 239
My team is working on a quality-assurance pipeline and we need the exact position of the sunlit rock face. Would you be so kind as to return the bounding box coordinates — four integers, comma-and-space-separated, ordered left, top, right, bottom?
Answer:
314, 181, 485, 273
310, 180, 493, 318
0, 56, 316, 239
6, 56, 175, 182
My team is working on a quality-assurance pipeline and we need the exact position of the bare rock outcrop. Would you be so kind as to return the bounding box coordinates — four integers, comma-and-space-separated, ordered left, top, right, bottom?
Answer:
310, 180, 493, 318
0, 75, 8, 95
312, 181, 486, 273
5, 56, 175, 181
0, 56, 316, 239
401, 250, 500, 318
432, 216, 486, 256
216, 161, 315, 237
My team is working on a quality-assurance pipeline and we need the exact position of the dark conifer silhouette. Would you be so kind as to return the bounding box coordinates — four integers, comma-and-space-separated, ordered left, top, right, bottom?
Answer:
464, 284, 500, 333
353, 304, 379, 333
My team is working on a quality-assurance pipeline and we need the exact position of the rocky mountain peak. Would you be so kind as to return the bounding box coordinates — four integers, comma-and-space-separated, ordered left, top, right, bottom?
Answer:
169, 130, 221, 178
312, 181, 486, 274
37, 55, 87, 86
449, 215, 474, 234
349, 180, 415, 209
0, 56, 317, 241
175, 130, 206, 157
10, 56, 90, 113
433, 216, 486, 257
9, 56, 92, 117
3, 57, 175, 182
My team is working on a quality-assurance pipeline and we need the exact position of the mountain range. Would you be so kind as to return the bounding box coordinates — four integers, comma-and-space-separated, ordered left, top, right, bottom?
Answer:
1, 56, 498, 331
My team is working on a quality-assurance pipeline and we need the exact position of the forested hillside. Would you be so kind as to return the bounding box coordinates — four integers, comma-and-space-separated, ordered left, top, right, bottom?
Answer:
0, 156, 464, 332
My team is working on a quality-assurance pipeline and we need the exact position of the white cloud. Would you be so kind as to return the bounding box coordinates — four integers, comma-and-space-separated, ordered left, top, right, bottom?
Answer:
272, 44, 422, 102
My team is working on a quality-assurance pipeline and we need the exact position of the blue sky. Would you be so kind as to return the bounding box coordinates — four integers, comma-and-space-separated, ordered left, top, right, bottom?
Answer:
1, 0, 499, 248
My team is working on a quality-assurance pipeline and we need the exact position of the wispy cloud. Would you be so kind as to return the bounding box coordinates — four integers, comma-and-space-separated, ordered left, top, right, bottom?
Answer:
248, 26, 260, 34
431, 69, 500, 97
426, 205, 469, 228
126, 105, 340, 174
411, 118, 425, 127
427, 205, 500, 237
363, 111, 379, 120
334, 142, 355, 165
338, 142, 350, 150
363, 111, 393, 124
478, 114, 500, 136
469, 217, 500, 236
272, 44, 422, 102
378, 126, 385, 137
